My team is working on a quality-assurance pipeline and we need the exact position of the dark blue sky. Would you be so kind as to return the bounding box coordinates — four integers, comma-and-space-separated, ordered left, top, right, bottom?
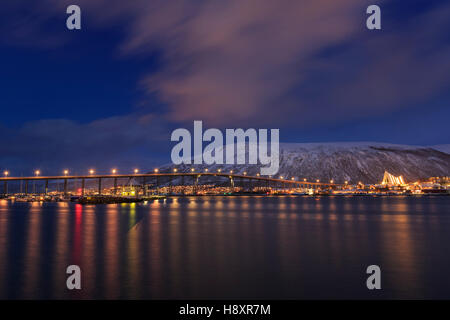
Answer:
0, 0, 449, 174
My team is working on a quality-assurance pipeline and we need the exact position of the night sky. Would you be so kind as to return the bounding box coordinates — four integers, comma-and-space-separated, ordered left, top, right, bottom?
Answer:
0, 0, 449, 175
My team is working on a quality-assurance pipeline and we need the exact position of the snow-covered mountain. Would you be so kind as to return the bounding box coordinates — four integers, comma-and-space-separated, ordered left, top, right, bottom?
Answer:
161, 142, 450, 184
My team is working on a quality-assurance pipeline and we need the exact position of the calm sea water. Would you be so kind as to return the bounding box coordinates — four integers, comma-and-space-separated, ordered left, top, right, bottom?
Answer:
0, 196, 449, 299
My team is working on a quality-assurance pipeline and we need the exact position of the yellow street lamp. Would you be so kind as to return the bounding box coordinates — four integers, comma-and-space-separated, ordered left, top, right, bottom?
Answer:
89, 169, 95, 175
316, 179, 320, 183
303, 178, 307, 182
112, 169, 117, 174
135, 168, 140, 174
217, 169, 222, 173
204, 168, 208, 172
4, 171, 9, 177
243, 171, 247, 175
330, 179, 334, 184
191, 168, 195, 172
173, 168, 177, 173
256, 173, 260, 177
64, 170, 69, 176
229, 170, 233, 174
35, 170, 40, 176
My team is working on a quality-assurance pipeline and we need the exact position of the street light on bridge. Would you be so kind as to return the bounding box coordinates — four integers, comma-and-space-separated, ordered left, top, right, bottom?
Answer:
204, 168, 209, 172
243, 171, 247, 175
256, 173, 260, 177
304, 178, 307, 182
330, 179, 334, 184
316, 179, 320, 183
135, 168, 141, 174
63, 170, 69, 176
229, 170, 233, 174
217, 169, 221, 173
89, 169, 95, 175
4, 171, 9, 177
111, 169, 117, 175
191, 168, 195, 172
35, 170, 40, 176
173, 168, 177, 173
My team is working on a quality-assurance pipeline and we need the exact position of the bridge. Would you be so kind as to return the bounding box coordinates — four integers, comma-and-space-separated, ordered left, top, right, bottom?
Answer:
0, 172, 340, 195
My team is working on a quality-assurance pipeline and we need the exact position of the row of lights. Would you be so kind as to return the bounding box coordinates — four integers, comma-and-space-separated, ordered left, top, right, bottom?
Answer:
2, 169, 140, 176
2, 168, 336, 183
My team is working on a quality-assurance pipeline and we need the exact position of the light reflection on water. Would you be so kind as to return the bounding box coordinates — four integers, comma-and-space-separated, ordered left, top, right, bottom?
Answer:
0, 196, 449, 299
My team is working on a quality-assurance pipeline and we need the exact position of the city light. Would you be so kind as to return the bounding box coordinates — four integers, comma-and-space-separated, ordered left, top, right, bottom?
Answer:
173, 168, 177, 173
345, 181, 348, 184
191, 168, 195, 172
4, 171, 9, 177
205, 168, 209, 172
35, 170, 40, 176
280, 176, 284, 179
217, 169, 222, 173
316, 179, 320, 183
256, 173, 260, 177
291, 177, 295, 180
243, 171, 247, 175
64, 170, 69, 176
330, 179, 334, 184
304, 178, 307, 182
112, 169, 117, 174
136, 168, 140, 174
230, 170, 233, 174
89, 169, 94, 175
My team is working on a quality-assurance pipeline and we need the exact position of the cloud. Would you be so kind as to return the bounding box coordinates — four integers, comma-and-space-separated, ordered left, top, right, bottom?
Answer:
0, 113, 170, 174
1, 0, 449, 129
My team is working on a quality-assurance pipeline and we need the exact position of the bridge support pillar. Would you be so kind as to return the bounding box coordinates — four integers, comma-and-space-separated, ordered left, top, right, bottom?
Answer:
98, 178, 102, 195
64, 179, 68, 196
113, 178, 117, 195
45, 180, 48, 195
156, 176, 160, 194
3, 181, 7, 195
143, 177, 147, 196
81, 178, 85, 196
25, 180, 28, 194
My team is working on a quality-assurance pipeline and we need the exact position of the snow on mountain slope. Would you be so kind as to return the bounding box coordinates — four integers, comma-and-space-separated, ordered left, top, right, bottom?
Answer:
431, 144, 450, 154
162, 142, 450, 184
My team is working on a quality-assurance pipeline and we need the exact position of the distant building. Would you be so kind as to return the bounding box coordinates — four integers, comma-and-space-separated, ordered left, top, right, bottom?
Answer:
381, 171, 405, 186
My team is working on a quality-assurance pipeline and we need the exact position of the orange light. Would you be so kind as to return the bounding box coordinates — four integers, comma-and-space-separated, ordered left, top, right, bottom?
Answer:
4, 171, 9, 176
135, 169, 140, 174
217, 169, 222, 173
191, 168, 195, 172
89, 169, 94, 175
205, 168, 208, 172
35, 170, 40, 176
316, 179, 320, 183
230, 170, 233, 174
243, 172, 247, 175
63, 170, 69, 176
173, 168, 177, 173
112, 169, 117, 174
